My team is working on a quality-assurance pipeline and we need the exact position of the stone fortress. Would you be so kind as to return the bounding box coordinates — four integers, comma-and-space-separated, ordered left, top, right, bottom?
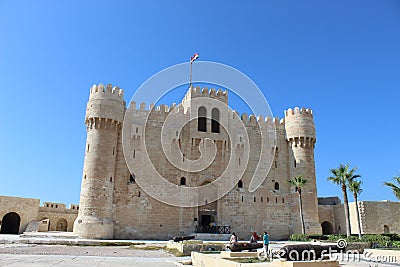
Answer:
0, 84, 399, 239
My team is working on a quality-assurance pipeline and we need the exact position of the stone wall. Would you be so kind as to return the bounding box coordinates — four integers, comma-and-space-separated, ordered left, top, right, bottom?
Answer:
0, 195, 78, 234
0, 196, 39, 234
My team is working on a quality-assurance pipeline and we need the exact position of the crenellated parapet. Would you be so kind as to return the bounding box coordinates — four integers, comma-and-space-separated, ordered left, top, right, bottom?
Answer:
284, 107, 316, 148
182, 86, 228, 106
90, 83, 124, 99
86, 83, 125, 130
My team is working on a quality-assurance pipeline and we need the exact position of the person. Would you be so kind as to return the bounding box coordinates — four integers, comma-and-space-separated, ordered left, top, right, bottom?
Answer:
230, 232, 238, 245
262, 231, 269, 256
250, 232, 260, 243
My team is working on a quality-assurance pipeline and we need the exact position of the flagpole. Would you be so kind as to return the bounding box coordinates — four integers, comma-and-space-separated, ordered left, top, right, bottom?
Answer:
189, 60, 193, 88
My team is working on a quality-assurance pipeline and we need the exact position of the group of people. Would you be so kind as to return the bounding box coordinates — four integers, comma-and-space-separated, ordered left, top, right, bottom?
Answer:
229, 231, 269, 255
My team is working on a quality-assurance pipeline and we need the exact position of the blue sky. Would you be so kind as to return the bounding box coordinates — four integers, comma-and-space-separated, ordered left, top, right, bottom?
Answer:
0, 1, 399, 205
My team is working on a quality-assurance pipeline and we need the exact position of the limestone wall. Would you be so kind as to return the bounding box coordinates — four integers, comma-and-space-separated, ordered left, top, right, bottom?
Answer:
103, 86, 320, 240
0, 196, 40, 234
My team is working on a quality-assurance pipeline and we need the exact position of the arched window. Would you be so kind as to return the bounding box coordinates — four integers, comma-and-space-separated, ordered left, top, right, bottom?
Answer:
274, 182, 280, 190
238, 180, 243, 188
129, 174, 135, 183
211, 108, 220, 133
180, 177, 186, 186
198, 106, 207, 132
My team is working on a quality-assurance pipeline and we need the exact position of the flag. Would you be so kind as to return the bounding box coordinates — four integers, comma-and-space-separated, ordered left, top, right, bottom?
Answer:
190, 53, 199, 63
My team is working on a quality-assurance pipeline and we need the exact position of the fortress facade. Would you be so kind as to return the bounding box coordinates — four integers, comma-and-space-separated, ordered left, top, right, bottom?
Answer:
73, 83, 321, 240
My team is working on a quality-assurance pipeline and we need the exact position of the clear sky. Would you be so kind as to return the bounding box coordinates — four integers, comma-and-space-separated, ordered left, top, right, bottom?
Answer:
0, 1, 399, 205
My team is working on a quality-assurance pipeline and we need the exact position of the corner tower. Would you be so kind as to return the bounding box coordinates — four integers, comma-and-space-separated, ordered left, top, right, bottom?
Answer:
285, 107, 321, 234
73, 84, 125, 239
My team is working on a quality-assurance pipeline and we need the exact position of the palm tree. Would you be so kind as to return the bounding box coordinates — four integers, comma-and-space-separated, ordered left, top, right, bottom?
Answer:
327, 164, 361, 237
383, 176, 400, 200
348, 179, 363, 239
288, 175, 308, 235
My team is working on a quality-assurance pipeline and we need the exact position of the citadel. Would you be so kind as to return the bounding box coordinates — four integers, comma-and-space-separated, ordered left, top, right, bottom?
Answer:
0, 84, 399, 240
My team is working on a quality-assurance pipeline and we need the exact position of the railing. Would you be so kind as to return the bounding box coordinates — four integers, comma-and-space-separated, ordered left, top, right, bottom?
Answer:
195, 225, 231, 234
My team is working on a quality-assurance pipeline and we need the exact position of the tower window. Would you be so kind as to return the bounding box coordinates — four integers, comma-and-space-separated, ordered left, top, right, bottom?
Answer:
198, 106, 207, 132
238, 158, 241, 166
274, 182, 280, 190
241, 196, 244, 202
275, 161, 277, 168
87, 144, 90, 152
113, 147, 115, 155
276, 197, 278, 203
267, 197, 270, 203
136, 127, 138, 133
238, 180, 243, 188
129, 174, 135, 183
180, 177, 186, 186
110, 177, 112, 182
294, 160, 297, 168
282, 197, 285, 203
211, 108, 220, 133
133, 150, 136, 158
253, 197, 256, 203
261, 197, 263, 202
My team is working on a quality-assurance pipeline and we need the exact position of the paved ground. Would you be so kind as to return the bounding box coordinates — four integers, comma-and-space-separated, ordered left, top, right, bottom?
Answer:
0, 235, 399, 266
0, 254, 183, 267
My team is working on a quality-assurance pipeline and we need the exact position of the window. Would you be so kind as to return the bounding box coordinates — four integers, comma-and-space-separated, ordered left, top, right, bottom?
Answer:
238, 180, 243, 188
55, 205, 58, 208
113, 147, 115, 155
282, 197, 285, 203
198, 106, 207, 132
110, 177, 112, 182
133, 150, 136, 158
267, 197, 270, 203
276, 197, 278, 203
294, 160, 297, 168
261, 197, 263, 202
211, 108, 220, 133
238, 158, 241, 166
87, 144, 90, 152
274, 182, 280, 190
241, 196, 244, 202
253, 197, 256, 202
180, 177, 186, 186
129, 174, 135, 183
275, 161, 277, 168
135, 127, 138, 133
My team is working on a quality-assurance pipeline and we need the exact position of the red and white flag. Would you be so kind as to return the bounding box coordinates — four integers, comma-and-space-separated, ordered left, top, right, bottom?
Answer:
190, 53, 199, 63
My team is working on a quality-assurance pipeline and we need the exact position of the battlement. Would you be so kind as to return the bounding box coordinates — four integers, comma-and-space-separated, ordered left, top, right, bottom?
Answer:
89, 83, 124, 98
285, 107, 313, 118
43, 202, 66, 209
183, 86, 228, 105
128, 101, 187, 115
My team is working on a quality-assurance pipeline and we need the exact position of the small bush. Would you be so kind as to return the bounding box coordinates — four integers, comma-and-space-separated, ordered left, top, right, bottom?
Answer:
289, 234, 310, 241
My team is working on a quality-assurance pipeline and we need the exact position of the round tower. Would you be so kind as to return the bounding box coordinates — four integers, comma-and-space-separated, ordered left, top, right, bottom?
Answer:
285, 107, 321, 234
73, 84, 125, 239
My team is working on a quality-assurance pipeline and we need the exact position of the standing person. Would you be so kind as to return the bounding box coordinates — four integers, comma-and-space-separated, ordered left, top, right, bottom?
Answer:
230, 232, 238, 245
262, 231, 269, 256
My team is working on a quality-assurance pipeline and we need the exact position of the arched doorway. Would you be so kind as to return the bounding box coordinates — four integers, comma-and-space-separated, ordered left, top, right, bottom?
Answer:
321, 221, 334, 235
56, 218, 67, 231
0, 212, 21, 234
